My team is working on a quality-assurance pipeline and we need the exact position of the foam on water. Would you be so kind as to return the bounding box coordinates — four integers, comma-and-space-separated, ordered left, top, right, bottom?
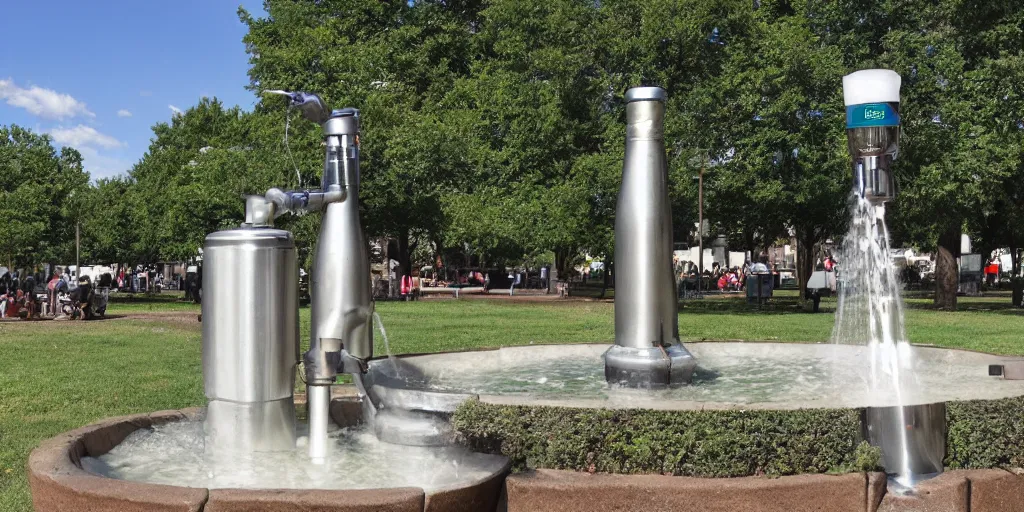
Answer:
81, 416, 506, 491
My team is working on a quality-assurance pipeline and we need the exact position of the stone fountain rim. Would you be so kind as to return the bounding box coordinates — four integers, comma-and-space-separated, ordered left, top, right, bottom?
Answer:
27, 407, 510, 512
29, 408, 1024, 512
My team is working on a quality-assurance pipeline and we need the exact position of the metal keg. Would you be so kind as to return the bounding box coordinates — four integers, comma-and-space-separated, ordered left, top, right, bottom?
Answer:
202, 227, 299, 453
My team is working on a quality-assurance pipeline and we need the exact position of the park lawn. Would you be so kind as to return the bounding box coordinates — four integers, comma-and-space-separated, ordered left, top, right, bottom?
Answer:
1, 294, 1022, 510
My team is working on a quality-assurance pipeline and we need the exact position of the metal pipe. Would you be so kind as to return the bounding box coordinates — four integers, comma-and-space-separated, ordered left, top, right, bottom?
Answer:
307, 384, 332, 464
604, 86, 696, 388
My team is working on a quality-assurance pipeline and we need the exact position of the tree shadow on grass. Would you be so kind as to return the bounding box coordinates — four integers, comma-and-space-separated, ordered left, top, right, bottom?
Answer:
108, 293, 192, 305
678, 298, 835, 316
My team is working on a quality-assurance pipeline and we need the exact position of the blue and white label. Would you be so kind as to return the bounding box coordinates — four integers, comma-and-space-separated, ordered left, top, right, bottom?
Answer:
846, 102, 900, 129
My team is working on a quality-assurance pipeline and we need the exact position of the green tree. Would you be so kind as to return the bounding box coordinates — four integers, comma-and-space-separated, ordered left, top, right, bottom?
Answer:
0, 125, 89, 269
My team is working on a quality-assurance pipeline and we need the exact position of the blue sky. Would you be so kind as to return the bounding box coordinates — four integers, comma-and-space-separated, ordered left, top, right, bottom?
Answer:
0, 1, 266, 179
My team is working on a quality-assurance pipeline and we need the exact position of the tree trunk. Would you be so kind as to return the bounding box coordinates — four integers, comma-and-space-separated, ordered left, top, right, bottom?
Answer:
555, 249, 572, 280
1011, 245, 1022, 308
431, 236, 444, 281
396, 228, 411, 285
934, 223, 960, 310
796, 230, 816, 303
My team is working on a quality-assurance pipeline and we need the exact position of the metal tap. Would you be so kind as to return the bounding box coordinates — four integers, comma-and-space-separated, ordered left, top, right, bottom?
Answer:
260, 90, 374, 463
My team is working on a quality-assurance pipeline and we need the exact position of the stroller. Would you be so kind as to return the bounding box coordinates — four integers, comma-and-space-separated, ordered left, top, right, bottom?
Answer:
69, 275, 108, 320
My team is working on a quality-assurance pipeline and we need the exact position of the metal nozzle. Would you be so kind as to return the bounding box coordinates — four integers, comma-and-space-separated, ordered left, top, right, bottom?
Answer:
847, 121, 899, 204
263, 89, 331, 124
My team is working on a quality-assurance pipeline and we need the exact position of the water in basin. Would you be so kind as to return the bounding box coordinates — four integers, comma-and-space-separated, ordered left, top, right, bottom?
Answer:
81, 414, 506, 491
369, 342, 1024, 410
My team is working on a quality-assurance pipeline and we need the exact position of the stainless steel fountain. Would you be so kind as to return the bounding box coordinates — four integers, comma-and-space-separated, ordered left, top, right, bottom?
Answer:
603, 86, 696, 388
201, 91, 374, 463
842, 70, 945, 489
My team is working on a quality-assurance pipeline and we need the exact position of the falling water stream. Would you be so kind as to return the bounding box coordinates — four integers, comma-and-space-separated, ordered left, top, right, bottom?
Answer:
373, 311, 400, 376
832, 195, 915, 486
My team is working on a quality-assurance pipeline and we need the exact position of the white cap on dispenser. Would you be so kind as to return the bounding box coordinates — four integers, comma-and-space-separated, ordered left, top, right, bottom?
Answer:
843, 69, 901, 106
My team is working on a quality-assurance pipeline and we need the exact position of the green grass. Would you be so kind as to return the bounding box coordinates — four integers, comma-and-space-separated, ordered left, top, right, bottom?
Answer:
1, 293, 1022, 510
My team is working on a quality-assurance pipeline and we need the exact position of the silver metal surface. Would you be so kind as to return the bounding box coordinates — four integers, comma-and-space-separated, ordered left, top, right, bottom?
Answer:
606, 86, 695, 387
307, 384, 332, 464
848, 124, 899, 205
368, 385, 475, 414
372, 409, 453, 447
204, 399, 296, 454
307, 107, 373, 386
865, 402, 946, 484
202, 227, 299, 452
261, 91, 374, 458
244, 195, 277, 227
625, 86, 668, 103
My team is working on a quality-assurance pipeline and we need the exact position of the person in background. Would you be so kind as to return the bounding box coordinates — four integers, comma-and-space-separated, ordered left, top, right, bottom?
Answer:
0, 276, 9, 319
47, 272, 61, 317
985, 258, 999, 287
21, 274, 37, 319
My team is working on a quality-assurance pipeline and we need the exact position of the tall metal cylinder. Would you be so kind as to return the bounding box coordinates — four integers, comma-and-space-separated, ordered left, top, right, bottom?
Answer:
202, 228, 299, 453
604, 87, 695, 388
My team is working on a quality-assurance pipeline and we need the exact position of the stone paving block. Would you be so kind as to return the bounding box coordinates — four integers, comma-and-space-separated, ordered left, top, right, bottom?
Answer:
506, 469, 867, 512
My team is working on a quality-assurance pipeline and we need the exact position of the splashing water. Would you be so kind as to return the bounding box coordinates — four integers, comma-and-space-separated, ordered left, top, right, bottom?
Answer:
81, 416, 506, 491
832, 195, 916, 485
373, 311, 400, 376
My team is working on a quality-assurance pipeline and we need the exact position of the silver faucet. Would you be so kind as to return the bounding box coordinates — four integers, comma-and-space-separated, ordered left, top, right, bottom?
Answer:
255, 90, 374, 463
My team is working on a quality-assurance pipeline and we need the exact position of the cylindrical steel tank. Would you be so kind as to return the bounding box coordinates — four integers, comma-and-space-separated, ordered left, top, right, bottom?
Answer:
202, 227, 299, 453
864, 402, 946, 487
604, 86, 695, 388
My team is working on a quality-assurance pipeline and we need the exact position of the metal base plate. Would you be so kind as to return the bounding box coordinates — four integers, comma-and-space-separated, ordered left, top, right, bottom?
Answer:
603, 344, 697, 388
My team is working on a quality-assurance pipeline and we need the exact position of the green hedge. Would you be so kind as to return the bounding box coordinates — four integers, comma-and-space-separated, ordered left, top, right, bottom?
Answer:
451, 399, 879, 477
946, 397, 1024, 469
453, 397, 1024, 477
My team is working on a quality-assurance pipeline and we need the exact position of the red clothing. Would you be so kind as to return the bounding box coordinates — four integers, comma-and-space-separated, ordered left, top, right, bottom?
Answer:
986, 264, 999, 275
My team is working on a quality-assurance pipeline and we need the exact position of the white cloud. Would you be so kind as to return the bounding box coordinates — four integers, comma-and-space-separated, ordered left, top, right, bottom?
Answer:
116, 109, 132, 118
48, 125, 124, 149
76, 146, 133, 179
168, 104, 183, 116
0, 78, 94, 120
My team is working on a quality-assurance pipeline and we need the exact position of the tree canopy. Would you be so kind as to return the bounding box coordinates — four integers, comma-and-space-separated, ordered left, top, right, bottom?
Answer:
5, 0, 1024, 307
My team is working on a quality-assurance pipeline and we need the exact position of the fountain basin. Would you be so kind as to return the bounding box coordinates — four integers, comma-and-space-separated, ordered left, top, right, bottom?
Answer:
28, 394, 1024, 512
367, 342, 1024, 411
28, 407, 508, 512
366, 342, 1024, 479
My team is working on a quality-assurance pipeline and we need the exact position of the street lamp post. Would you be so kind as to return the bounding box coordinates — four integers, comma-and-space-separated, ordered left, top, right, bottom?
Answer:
698, 161, 704, 293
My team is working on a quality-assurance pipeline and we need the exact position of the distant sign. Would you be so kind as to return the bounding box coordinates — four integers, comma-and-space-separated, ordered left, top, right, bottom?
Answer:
961, 254, 983, 273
